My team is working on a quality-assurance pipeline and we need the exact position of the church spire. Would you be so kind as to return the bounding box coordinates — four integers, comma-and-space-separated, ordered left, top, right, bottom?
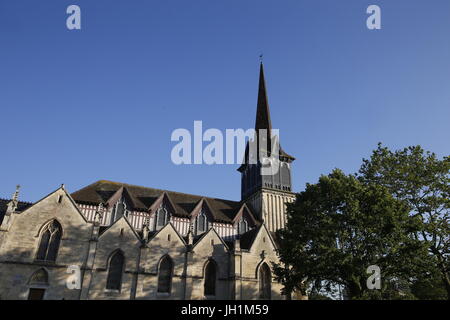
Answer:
239, 62, 295, 203
255, 62, 272, 132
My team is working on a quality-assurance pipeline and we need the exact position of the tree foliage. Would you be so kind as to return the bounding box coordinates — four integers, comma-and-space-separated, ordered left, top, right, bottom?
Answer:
274, 144, 449, 300
274, 169, 429, 300
358, 144, 449, 299
410, 268, 448, 300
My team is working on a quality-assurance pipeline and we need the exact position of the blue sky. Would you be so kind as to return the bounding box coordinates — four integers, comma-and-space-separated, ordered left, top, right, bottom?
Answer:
1, 0, 449, 202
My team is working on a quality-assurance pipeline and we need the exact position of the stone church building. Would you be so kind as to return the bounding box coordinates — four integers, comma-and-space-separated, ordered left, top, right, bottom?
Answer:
0, 64, 297, 300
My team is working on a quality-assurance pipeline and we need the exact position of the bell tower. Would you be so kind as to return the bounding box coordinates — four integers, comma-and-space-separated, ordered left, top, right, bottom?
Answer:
238, 63, 296, 232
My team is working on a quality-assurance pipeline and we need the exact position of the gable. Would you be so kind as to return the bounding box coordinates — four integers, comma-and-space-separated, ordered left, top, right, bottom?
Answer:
192, 228, 228, 254
148, 192, 177, 217
98, 216, 141, 244
0, 187, 92, 264
105, 186, 135, 210
249, 224, 277, 254
190, 199, 215, 221
14, 187, 89, 230
233, 204, 259, 227
147, 223, 185, 248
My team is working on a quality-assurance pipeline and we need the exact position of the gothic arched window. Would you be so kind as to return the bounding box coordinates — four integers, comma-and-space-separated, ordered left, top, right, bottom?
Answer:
36, 220, 62, 262
259, 263, 271, 300
197, 212, 208, 234
238, 218, 248, 235
27, 268, 49, 300
29, 268, 49, 286
157, 256, 173, 294
117, 201, 126, 217
204, 260, 217, 297
111, 198, 127, 224
155, 207, 169, 230
106, 251, 124, 291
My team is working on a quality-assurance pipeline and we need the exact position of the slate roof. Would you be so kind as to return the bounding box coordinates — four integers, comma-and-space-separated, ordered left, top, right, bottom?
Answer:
71, 180, 252, 224
0, 199, 34, 224
237, 63, 294, 172
239, 227, 260, 250
255, 63, 273, 134
256, 63, 295, 160
227, 226, 280, 251
269, 231, 280, 249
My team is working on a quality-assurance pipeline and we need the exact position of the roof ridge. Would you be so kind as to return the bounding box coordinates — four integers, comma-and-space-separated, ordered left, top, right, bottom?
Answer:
86, 180, 241, 204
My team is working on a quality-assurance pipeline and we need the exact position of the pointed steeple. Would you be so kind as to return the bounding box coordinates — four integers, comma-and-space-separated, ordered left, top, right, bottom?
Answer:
255, 62, 272, 132
239, 62, 296, 202
254, 62, 274, 160
255, 62, 295, 162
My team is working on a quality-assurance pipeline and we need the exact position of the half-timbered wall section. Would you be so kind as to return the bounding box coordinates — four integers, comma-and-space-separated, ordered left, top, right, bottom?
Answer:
78, 203, 242, 241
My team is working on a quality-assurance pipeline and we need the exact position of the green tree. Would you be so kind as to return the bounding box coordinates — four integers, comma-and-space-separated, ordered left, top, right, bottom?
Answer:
358, 277, 417, 300
358, 144, 449, 299
273, 169, 428, 300
410, 268, 448, 300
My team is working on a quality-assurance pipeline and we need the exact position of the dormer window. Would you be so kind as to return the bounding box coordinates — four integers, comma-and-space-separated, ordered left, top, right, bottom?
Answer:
117, 200, 126, 217
196, 211, 208, 234
238, 218, 248, 235
155, 206, 169, 230
111, 197, 127, 224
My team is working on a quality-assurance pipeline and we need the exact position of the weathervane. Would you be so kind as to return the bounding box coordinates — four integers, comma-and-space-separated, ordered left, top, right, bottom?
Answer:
259, 53, 264, 62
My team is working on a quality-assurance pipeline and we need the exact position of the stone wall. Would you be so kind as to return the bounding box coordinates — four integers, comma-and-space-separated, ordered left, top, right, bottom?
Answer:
137, 224, 186, 299
0, 188, 91, 300
239, 225, 284, 300
0, 187, 286, 300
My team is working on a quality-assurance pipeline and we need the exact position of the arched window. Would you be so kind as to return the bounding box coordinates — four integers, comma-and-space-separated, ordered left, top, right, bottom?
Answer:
281, 162, 291, 189
155, 207, 169, 230
238, 218, 248, 235
259, 263, 271, 300
116, 202, 125, 217
197, 211, 208, 234
157, 256, 173, 294
111, 198, 127, 224
29, 268, 49, 286
204, 260, 217, 297
106, 251, 124, 291
36, 220, 62, 262
28, 269, 49, 300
